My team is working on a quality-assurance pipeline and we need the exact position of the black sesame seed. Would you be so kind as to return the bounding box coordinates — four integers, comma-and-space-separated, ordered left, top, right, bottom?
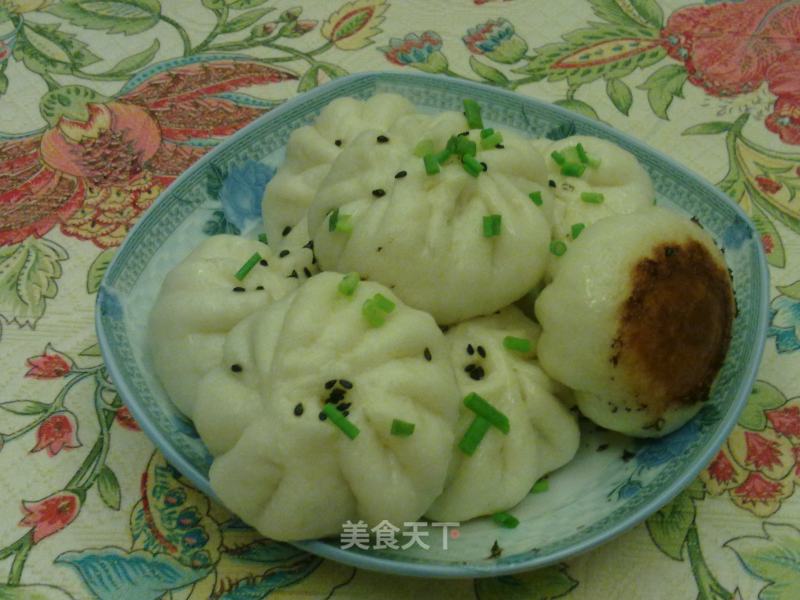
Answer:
394, 170, 407, 179
622, 449, 636, 462
459, 131, 469, 137
340, 379, 353, 389
665, 246, 677, 257
424, 347, 432, 361
279, 250, 290, 258
282, 225, 292, 237
233, 286, 245, 292
288, 270, 298, 279
231, 364, 243, 373
377, 135, 389, 143
312, 254, 317, 264
465, 363, 476, 372
440, 325, 450, 333
372, 189, 386, 198
377, 246, 383, 252
468, 366, 485, 381
548, 179, 557, 188
304, 240, 314, 249
330, 389, 345, 402
319, 412, 328, 421
596, 443, 609, 452
303, 267, 312, 278
342, 410, 350, 417
481, 162, 488, 172
477, 345, 486, 358
496, 144, 504, 149
339, 402, 351, 411
260, 259, 269, 266
294, 403, 304, 416
256, 285, 265, 290
334, 139, 342, 147
467, 344, 475, 355
611, 406, 619, 413
324, 379, 337, 389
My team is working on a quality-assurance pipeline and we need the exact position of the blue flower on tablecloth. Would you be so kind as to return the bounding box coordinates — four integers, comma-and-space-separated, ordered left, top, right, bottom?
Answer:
380, 31, 449, 74
463, 19, 528, 64
768, 294, 800, 353
219, 160, 274, 233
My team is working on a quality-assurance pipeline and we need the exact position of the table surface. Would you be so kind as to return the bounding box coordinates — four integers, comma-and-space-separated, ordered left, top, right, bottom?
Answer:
2, 1, 799, 598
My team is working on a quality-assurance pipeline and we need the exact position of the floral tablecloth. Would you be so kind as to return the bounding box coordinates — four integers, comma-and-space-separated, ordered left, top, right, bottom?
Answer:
1, 1, 799, 598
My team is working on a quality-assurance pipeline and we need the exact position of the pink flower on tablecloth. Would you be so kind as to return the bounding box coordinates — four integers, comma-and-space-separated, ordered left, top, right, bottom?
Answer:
761, 234, 774, 255
115, 406, 141, 431
30, 411, 82, 457
0, 58, 296, 248
662, 0, 800, 144
25, 347, 71, 379
19, 491, 80, 543
755, 176, 783, 195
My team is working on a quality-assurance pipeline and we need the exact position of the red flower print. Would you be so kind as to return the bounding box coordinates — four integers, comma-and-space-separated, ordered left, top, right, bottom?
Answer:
765, 96, 800, 146
743, 430, 784, 471
0, 59, 295, 249
25, 347, 71, 379
767, 405, 800, 439
732, 471, 783, 503
755, 176, 783, 195
115, 406, 141, 431
19, 491, 81, 543
761, 234, 774, 255
30, 411, 81, 457
707, 449, 737, 485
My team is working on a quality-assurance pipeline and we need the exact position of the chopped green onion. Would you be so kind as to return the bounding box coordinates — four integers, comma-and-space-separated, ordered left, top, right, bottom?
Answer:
463, 392, 510, 434
492, 511, 519, 528
482, 214, 502, 237
586, 154, 601, 168
373, 293, 396, 313
529, 191, 543, 206
503, 336, 532, 353
463, 99, 484, 129
234, 252, 261, 281
338, 272, 360, 296
561, 162, 586, 177
480, 131, 503, 150
531, 478, 549, 494
480, 127, 495, 139
322, 403, 360, 440
335, 215, 352, 233
576, 143, 589, 164
435, 147, 453, 164
455, 136, 477, 157
362, 300, 386, 327
391, 418, 415, 437
581, 191, 605, 204
424, 153, 440, 175
462, 154, 482, 177
458, 415, 491, 455
571, 223, 586, 239
414, 138, 435, 157
328, 208, 339, 232
446, 135, 459, 153
550, 240, 567, 256
258, 233, 268, 244
550, 150, 566, 165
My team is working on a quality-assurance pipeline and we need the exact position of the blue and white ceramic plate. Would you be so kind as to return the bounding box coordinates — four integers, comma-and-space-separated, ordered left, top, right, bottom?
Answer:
96, 72, 769, 578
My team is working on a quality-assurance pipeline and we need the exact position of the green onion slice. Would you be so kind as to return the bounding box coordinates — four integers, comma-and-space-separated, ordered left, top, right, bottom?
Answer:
328, 208, 339, 232
531, 478, 549, 494
492, 511, 520, 528
576, 143, 589, 164
455, 136, 477, 157
482, 214, 502, 237
550, 150, 566, 165
462, 154, 482, 177
463, 99, 484, 129
414, 138, 435, 157
258, 233, 268, 244
338, 272, 360, 296
580, 191, 605, 204
550, 240, 567, 256
480, 131, 503, 150
463, 392, 510, 434
502, 336, 532, 353
458, 415, 491, 455
322, 403, 360, 440
335, 214, 353, 233
373, 293, 396, 313
571, 223, 586, 239
234, 252, 261, 281
424, 153, 440, 175
362, 300, 386, 327
480, 127, 495, 139
561, 162, 586, 177
391, 419, 415, 437
529, 191, 543, 206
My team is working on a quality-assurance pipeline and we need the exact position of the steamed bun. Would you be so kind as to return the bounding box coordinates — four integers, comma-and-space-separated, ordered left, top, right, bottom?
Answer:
308, 119, 553, 324
426, 307, 579, 522
149, 234, 314, 416
197, 272, 462, 540
261, 94, 416, 244
546, 135, 654, 242
535, 207, 734, 437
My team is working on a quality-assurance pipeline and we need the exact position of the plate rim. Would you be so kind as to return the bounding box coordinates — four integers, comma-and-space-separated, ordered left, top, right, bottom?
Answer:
96, 70, 771, 579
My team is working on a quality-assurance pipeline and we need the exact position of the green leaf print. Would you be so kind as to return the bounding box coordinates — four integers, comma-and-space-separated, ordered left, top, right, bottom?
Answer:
474, 564, 578, 599
739, 382, 787, 431
726, 522, 800, 600
46, 1, 162, 36
13, 22, 101, 75
637, 64, 688, 120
